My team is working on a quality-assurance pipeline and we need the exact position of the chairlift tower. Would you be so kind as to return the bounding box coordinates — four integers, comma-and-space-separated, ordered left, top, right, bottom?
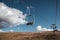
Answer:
51, 24, 58, 36
51, 24, 57, 32
51, 0, 58, 33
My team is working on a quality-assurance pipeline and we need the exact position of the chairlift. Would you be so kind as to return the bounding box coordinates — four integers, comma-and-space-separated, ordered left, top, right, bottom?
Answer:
51, 24, 58, 32
26, 6, 35, 25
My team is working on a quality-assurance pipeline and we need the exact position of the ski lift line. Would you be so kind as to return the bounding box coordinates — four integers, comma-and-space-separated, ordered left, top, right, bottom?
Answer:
17, 0, 57, 25
18, 0, 47, 22
15, 0, 50, 25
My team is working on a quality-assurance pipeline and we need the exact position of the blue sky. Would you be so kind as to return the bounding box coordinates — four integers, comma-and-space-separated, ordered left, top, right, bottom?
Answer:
0, 0, 60, 32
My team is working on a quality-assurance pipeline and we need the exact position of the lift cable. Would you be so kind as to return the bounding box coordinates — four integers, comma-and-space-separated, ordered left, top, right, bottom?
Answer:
55, 0, 58, 24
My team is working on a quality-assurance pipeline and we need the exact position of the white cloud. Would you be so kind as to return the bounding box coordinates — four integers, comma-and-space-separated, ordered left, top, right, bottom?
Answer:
36, 25, 53, 32
9, 30, 14, 32
0, 30, 5, 32
36, 25, 60, 32
58, 29, 60, 31
0, 2, 27, 27
0, 29, 14, 32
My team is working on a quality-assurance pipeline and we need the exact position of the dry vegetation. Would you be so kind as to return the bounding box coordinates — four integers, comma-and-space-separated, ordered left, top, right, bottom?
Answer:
0, 31, 60, 40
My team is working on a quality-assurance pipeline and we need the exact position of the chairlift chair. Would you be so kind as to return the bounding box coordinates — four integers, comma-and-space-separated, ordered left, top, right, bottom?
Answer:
26, 6, 35, 25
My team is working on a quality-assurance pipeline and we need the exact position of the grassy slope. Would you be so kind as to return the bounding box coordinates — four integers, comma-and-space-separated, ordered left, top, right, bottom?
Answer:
0, 31, 60, 40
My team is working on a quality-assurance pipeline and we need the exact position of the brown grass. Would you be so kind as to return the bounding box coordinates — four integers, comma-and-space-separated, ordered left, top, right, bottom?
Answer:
0, 31, 60, 40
